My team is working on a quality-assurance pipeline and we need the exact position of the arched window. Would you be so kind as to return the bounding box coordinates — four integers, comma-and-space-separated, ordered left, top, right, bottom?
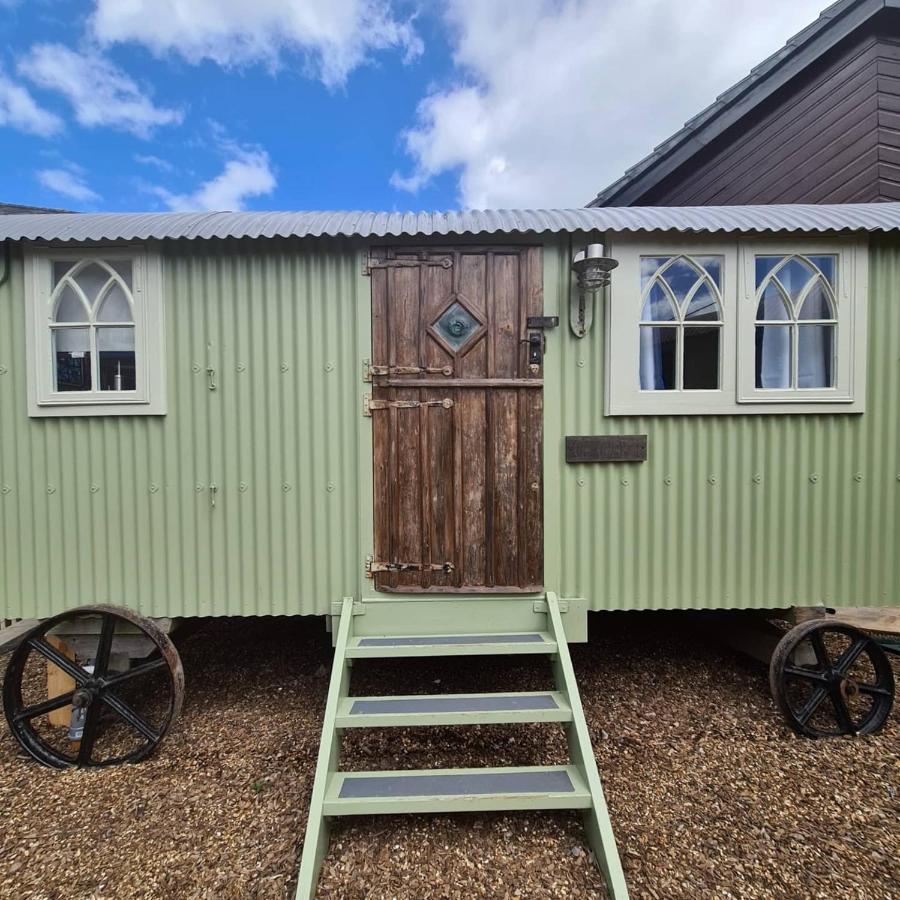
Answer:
754, 255, 836, 389
639, 255, 723, 391
25, 246, 165, 417
50, 259, 136, 392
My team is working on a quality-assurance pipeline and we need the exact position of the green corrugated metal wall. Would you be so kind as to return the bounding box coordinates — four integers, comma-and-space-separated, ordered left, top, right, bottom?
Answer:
1, 233, 898, 619
0, 238, 364, 619
544, 236, 900, 611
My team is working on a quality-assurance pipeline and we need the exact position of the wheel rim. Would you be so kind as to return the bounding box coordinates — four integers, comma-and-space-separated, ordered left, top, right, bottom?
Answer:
770, 620, 895, 738
3, 605, 184, 768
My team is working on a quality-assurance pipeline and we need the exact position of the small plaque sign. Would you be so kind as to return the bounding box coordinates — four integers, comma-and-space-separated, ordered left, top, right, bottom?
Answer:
565, 435, 648, 463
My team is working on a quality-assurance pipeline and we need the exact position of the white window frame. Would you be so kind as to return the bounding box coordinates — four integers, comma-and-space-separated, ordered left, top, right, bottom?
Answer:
605, 234, 868, 416
25, 244, 166, 417
736, 238, 867, 408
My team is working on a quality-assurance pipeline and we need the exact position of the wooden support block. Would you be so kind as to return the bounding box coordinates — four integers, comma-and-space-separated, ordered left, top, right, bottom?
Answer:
45, 635, 75, 728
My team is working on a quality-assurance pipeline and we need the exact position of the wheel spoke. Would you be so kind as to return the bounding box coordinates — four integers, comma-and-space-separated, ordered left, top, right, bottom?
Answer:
858, 683, 893, 698
834, 638, 868, 675
13, 690, 76, 723
103, 657, 167, 688
77, 698, 103, 765
809, 630, 831, 668
27, 637, 90, 685
101, 691, 159, 743
783, 665, 829, 684
828, 686, 856, 734
796, 687, 829, 725
94, 614, 116, 677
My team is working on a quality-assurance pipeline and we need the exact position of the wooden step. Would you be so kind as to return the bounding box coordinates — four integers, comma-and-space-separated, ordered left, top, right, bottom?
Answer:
335, 691, 572, 727
323, 765, 591, 815
345, 631, 557, 658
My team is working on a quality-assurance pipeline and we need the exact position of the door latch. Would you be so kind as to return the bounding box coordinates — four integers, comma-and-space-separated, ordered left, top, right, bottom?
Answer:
366, 556, 455, 577
525, 332, 544, 367
364, 395, 454, 416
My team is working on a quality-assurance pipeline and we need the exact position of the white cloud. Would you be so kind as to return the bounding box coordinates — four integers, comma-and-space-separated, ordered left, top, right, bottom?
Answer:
0, 69, 62, 137
393, 0, 829, 208
36, 166, 100, 203
134, 153, 174, 172
19, 43, 183, 139
90, 0, 422, 88
152, 145, 276, 211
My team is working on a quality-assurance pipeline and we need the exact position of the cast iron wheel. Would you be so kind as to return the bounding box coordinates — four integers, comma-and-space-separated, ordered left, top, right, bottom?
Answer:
3, 605, 184, 767
770, 619, 894, 738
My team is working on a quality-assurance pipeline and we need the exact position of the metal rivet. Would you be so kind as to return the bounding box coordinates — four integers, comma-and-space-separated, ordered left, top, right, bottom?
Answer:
621, 478, 630, 486
149, 483, 159, 494
1, 484, 10, 495
282, 483, 292, 492
191, 363, 201, 373
236, 363, 246, 373
854, 473, 863, 483
753, 474, 762, 484
0, 365, 7, 375
577, 477, 585, 487
326, 482, 335, 493
577, 359, 585, 368
281, 362, 290, 372
325, 363, 334, 373
708, 475, 717, 485
195, 483, 205, 492
664, 476, 672, 485
809, 474, 819, 484
239, 482, 249, 493
90, 484, 99, 494
47, 485, 56, 494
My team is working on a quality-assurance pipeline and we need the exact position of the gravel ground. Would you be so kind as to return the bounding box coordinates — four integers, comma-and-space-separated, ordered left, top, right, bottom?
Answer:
0, 612, 898, 900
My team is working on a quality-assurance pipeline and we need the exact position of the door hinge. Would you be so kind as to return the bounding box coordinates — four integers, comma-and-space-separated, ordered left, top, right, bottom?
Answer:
364, 362, 453, 381
363, 255, 452, 276
363, 395, 454, 416
366, 555, 455, 578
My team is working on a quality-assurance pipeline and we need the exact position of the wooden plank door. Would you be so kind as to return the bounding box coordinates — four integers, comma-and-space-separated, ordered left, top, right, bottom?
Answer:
369, 245, 543, 593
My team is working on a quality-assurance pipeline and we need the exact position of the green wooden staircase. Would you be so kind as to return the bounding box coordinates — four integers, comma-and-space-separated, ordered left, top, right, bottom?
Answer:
295, 592, 628, 899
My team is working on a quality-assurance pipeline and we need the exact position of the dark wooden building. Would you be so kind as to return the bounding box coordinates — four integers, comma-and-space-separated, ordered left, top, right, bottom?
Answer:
589, 0, 900, 206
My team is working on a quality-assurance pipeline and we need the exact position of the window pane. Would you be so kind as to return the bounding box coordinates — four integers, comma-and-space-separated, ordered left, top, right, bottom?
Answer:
97, 283, 133, 322
640, 326, 677, 390
755, 325, 792, 389
684, 283, 721, 321
108, 260, 133, 291
775, 257, 815, 302
74, 263, 111, 305
98, 326, 136, 391
52, 260, 78, 287
53, 328, 91, 392
55, 284, 89, 322
756, 283, 790, 320
640, 282, 677, 321
755, 256, 782, 286
660, 259, 701, 302
798, 325, 834, 388
798, 281, 834, 320
683, 326, 720, 389
807, 255, 836, 288
640, 256, 671, 287
694, 256, 722, 289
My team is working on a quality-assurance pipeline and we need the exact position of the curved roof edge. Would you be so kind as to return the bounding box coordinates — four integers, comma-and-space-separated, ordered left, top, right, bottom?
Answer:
2, 204, 900, 244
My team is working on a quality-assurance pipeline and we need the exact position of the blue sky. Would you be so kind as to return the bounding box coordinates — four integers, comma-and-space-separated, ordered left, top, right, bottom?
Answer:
0, 0, 827, 213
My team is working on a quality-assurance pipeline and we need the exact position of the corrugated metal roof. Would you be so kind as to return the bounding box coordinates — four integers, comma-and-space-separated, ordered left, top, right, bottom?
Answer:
589, 0, 892, 206
2, 203, 900, 243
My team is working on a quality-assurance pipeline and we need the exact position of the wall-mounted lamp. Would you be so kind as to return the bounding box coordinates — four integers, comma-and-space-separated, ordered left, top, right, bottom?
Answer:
570, 242, 618, 338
